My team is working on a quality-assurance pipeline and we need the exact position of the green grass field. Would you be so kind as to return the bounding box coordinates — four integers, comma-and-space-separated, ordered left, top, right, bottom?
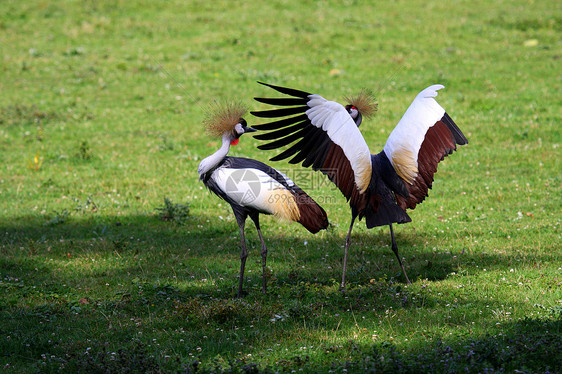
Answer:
1, 0, 560, 372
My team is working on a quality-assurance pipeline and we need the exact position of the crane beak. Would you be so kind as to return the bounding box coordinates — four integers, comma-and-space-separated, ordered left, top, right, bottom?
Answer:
244, 127, 257, 133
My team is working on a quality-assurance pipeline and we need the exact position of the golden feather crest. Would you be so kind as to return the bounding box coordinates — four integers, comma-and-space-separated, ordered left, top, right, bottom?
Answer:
344, 89, 378, 118
203, 101, 248, 138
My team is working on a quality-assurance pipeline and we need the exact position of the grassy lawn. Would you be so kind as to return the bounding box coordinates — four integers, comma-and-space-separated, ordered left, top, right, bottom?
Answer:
1, 0, 560, 372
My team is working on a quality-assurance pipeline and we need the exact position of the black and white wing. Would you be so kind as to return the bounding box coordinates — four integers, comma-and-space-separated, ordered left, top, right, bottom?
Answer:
382, 85, 468, 210
251, 82, 372, 208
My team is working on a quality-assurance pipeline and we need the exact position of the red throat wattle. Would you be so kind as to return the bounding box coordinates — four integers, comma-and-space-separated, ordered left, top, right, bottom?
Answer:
230, 138, 239, 146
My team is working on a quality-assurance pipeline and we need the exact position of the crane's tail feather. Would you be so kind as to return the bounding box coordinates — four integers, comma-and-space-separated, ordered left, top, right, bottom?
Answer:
364, 195, 411, 229
293, 189, 329, 234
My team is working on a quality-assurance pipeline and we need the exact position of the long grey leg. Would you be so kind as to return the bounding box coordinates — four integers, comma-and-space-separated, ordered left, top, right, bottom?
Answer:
249, 213, 268, 294
256, 226, 268, 294
340, 214, 357, 290
236, 220, 248, 298
389, 224, 411, 284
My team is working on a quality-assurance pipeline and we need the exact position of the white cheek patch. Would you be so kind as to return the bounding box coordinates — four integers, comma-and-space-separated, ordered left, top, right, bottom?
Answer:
234, 123, 244, 135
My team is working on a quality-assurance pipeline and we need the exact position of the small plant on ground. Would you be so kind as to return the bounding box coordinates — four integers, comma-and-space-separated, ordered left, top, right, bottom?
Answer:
44, 210, 70, 226
27, 152, 43, 171
0, 104, 59, 126
155, 198, 190, 224
77, 140, 93, 160
73, 195, 99, 213
157, 134, 175, 151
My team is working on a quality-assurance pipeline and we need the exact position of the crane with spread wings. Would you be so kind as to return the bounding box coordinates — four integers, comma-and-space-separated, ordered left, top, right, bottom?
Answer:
251, 82, 468, 287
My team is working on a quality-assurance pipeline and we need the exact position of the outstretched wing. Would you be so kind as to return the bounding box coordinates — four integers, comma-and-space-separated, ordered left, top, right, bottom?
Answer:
251, 82, 372, 207
383, 85, 468, 210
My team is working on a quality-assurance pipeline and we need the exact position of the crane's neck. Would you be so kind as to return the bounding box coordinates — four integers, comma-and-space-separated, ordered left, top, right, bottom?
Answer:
198, 134, 232, 178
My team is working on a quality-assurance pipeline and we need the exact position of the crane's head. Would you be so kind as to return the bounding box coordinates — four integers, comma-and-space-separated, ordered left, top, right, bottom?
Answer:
345, 105, 362, 127
344, 89, 378, 127
230, 118, 257, 145
204, 102, 256, 145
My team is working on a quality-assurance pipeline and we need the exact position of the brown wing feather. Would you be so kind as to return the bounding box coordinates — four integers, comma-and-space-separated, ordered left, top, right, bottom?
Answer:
396, 120, 458, 210
322, 143, 369, 215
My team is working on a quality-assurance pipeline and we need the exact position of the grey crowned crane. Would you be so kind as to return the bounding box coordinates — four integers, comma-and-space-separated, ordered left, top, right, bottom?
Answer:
251, 82, 468, 287
197, 102, 329, 297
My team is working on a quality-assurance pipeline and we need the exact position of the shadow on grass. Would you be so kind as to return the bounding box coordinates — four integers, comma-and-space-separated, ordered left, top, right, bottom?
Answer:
255, 316, 562, 373
2, 289, 559, 373
1, 209, 560, 373
1, 212, 558, 290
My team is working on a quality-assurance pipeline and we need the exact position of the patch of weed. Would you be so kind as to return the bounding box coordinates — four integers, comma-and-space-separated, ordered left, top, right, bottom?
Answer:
0, 105, 59, 127
77, 140, 93, 160
32, 340, 161, 373
44, 210, 70, 226
157, 134, 175, 151
73, 195, 99, 214
155, 198, 190, 224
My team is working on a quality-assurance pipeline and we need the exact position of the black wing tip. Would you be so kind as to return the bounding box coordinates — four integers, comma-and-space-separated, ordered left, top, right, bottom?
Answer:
252, 133, 270, 140
250, 106, 309, 119
270, 154, 289, 162
442, 112, 468, 145
251, 123, 274, 130
256, 81, 282, 91
257, 144, 277, 151
257, 81, 282, 90
256, 81, 311, 98
250, 110, 275, 118
254, 97, 309, 106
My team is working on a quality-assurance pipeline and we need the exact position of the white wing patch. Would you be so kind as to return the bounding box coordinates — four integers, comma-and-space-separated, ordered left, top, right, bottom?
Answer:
306, 95, 372, 193
211, 167, 300, 221
383, 85, 446, 184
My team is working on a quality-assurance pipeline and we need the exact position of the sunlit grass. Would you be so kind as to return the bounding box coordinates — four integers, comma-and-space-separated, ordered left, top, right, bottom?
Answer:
1, 0, 561, 372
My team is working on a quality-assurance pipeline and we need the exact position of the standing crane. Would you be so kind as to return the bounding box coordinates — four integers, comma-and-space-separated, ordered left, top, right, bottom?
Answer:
251, 82, 468, 287
197, 102, 329, 297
